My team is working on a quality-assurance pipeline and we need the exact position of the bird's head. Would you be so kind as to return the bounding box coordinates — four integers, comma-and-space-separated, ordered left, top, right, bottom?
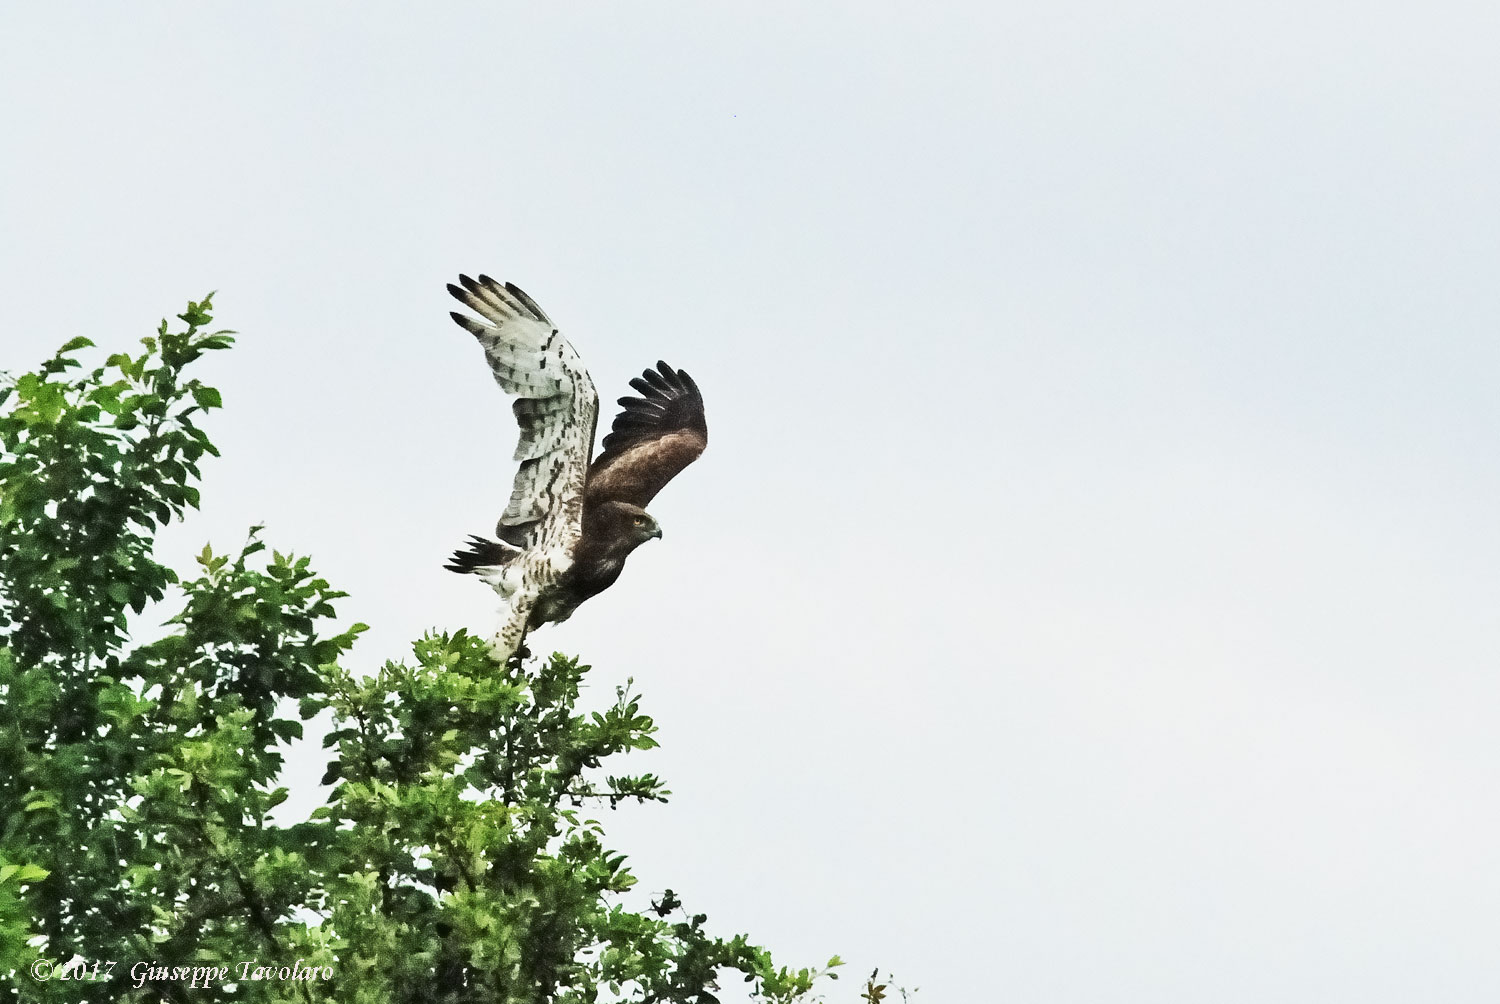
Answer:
596, 501, 663, 548
627, 509, 663, 544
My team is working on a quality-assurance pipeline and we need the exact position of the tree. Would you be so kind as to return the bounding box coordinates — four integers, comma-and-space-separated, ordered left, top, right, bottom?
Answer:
0, 298, 844, 1003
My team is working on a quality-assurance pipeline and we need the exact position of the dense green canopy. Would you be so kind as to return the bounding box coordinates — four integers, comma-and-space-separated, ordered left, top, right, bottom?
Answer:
0, 299, 848, 1003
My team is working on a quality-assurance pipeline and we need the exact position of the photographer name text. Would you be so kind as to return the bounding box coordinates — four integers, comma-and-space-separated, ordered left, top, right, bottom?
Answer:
31, 957, 333, 988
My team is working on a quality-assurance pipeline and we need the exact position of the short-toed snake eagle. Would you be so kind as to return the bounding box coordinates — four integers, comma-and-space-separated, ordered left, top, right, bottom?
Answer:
443, 275, 707, 659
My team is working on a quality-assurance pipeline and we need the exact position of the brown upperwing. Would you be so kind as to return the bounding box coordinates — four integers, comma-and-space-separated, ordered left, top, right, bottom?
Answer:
583, 361, 708, 508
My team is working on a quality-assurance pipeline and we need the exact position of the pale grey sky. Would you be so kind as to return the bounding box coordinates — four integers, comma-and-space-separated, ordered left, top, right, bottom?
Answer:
4, 3, 1499, 1000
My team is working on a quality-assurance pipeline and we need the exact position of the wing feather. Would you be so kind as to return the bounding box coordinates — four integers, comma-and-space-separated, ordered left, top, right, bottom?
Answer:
448, 275, 598, 550
585, 360, 707, 509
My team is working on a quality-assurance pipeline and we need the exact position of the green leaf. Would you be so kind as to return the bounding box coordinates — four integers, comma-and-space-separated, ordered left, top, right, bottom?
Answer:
178, 303, 212, 326
191, 385, 222, 409
23, 792, 57, 812
15, 864, 49, 883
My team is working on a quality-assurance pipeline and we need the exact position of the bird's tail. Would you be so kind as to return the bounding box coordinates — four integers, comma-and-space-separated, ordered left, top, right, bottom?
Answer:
444, 535, 522, 574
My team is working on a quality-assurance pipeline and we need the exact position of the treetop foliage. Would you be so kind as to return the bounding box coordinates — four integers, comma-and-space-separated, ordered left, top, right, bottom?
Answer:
0, 298, 857, 1003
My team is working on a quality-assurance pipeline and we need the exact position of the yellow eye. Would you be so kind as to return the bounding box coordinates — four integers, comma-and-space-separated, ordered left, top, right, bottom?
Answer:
633, 517, 646, 526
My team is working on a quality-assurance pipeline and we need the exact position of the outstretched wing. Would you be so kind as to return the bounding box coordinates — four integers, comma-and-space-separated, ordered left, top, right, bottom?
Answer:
584, 361, 707, 508
448, 275, 599, 549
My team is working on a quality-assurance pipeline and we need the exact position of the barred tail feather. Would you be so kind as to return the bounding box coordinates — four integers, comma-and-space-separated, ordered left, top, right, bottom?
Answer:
444, 535, 522, 574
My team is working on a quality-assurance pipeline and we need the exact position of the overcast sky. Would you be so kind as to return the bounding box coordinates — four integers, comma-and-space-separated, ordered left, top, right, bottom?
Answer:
4, 3, 1499, 1001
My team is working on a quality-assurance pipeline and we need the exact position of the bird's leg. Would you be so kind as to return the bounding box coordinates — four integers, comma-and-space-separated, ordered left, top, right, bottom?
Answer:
488, 596, 534, 665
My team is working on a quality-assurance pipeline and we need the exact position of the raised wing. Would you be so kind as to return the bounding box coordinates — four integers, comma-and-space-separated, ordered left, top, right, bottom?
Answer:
448, 275, 599, 549
584, 361, 707, 508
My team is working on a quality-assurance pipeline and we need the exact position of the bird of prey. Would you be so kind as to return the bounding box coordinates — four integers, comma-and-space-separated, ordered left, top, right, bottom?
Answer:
443, 274, 708, 660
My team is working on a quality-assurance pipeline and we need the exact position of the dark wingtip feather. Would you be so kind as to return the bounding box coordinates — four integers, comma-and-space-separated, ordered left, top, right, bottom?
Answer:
449, 311, 485, 338
451, 274, 478, 302
616, 395, 666, 413
459, 274, 488, 300
651, 362, 699, 400
639, 367, 672, 394
505, 282, 549, 322
597, 359, 709, 457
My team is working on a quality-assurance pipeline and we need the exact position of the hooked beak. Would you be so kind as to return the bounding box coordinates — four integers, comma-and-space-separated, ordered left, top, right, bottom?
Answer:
650, 527, 664, 540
